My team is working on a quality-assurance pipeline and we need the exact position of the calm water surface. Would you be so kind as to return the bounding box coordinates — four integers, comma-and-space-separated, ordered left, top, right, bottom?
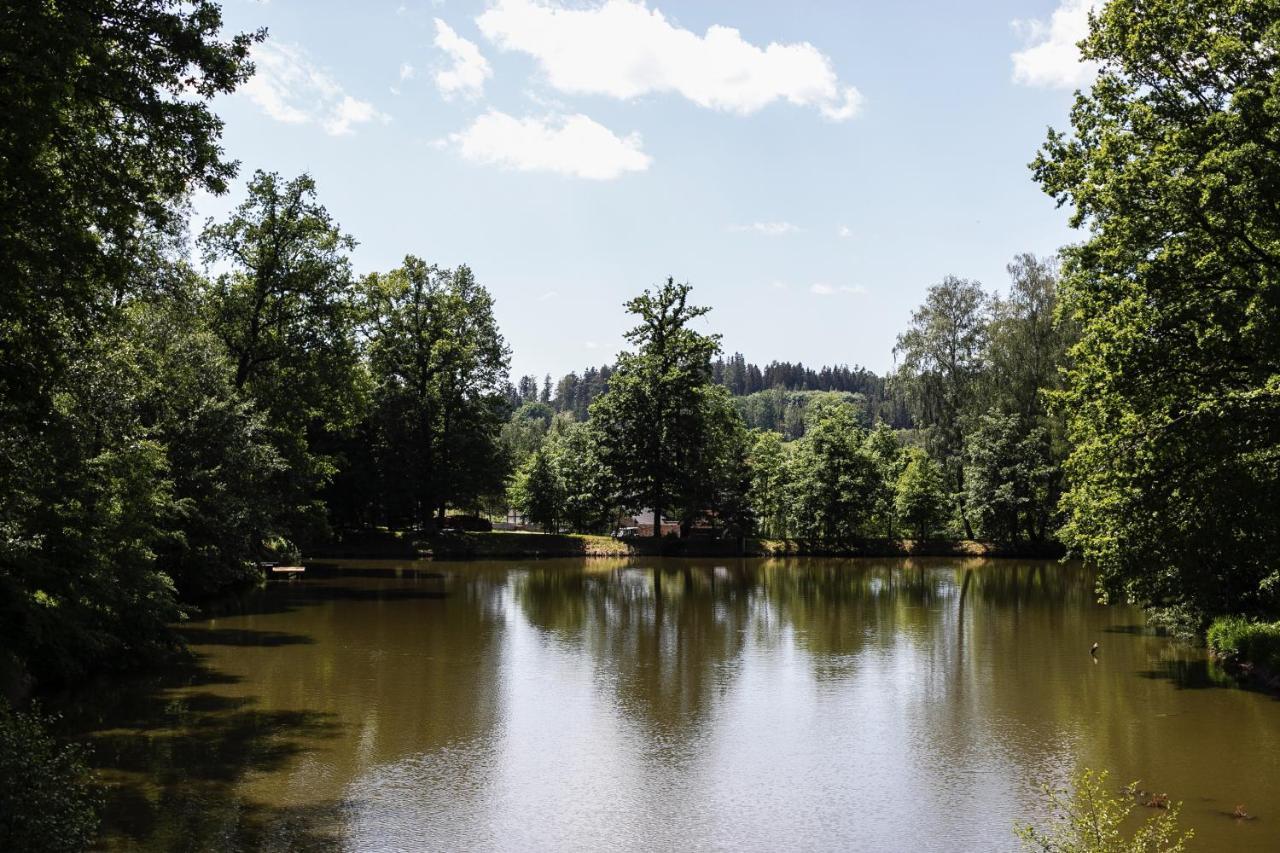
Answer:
71, 558, 1280, 852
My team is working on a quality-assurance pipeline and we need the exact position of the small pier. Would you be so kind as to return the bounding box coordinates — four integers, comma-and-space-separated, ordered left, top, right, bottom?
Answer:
258, 562, 305, 578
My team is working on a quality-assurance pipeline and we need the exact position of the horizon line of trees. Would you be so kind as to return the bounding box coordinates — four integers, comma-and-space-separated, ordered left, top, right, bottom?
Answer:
504, 257, 1071, 551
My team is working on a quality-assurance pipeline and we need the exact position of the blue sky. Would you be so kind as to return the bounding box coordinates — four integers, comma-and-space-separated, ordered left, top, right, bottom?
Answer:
194, 0, 1097, 381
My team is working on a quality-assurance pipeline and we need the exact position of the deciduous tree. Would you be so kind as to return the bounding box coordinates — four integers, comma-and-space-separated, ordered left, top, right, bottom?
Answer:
591, 278, 721, 538
1034, 0, 1280, 617
893, 276, 989, 537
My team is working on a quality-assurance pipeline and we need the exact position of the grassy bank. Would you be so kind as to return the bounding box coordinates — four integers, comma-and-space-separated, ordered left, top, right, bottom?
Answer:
1206, 616, 1280, 689
319, 530, 1066, 561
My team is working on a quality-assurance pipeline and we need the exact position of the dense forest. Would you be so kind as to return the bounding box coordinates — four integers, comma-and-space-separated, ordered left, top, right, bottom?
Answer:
3, 0, 1280, 848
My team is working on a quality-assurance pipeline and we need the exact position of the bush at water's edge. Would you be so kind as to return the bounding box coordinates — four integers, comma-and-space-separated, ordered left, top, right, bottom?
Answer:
1206, 616, 1280, 689
0, 704, 101, 852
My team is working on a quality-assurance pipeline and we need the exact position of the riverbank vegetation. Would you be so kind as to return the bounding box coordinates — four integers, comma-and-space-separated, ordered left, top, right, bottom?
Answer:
0, 705, 100, 852
1206, 617, 1280, 685
1035, 0, 1280, 642
1015, 769, 1192, 853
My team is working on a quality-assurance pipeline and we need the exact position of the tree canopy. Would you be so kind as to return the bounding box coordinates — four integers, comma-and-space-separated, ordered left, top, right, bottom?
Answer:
1036, 0, 1280, 619
591, 278, 722, 536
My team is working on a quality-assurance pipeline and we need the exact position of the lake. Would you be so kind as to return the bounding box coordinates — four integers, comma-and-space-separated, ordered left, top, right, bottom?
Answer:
72, 558, 1279, 851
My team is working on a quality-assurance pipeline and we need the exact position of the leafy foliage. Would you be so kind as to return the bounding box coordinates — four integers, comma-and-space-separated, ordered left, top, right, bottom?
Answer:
1035, 0, 1280, 617
1015, 769, 1192, 853
0, 0, 260, 436
965, 411, 1055, 543
200, 171, 364, 541
748, 431, 790, 539
0, 705, 101, 853
591, 278, 723, 536
0, 0, 261, 687
363, 257, 510, 528
786, 399, 881, 542
894, 275, 990, 537
895, 448, 949, 540
733, 388, 868, 439
1206, 616, 1280, 671
510, 449, 564, 533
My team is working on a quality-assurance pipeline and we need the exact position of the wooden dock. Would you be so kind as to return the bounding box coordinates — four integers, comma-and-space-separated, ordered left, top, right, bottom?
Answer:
258, 562, 305, 577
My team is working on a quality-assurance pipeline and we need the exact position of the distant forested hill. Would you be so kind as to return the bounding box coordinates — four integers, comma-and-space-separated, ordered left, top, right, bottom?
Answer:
508, 353, 910, 430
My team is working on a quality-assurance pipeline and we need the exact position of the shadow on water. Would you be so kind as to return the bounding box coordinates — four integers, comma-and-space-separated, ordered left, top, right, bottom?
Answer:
197, 577, 449, 619
1104, 623, 1175, 637
178, 626, 316, 647
1138, 657, 1279, 699
55, 656, 346, 852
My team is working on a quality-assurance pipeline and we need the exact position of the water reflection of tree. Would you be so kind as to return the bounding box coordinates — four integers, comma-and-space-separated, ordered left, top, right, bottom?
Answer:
513, 559, 1096, 721
514, 560, 755, 739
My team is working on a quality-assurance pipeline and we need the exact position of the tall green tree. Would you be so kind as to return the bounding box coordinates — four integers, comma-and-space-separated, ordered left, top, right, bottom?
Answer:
893, 276, 990, 538
199, 171, 364, 540
126, 284, 283, 599
364, 257, 510, 529
895, 448, 949, 540
681, 386, 754, 537
0, 1, 259, 686
972, 254, 1073, 543
865, 422, 904, 539
1035, 0, 1280, 618
549, 418, 615, 534
787, 399, 881, 543
509, 449, 563, 533
591, 278, 722, 538
964, 411, 1054, 544
748, 431, 790, 539
986, 254, 1071, 421
0, 0, 259, 441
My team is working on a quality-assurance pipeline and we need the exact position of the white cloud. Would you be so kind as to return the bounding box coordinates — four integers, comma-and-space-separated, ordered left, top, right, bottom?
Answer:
434, 18, 493, 99
445, 110, 652, 179
242, 41, 387, 135
400, 62, 416, 81
810, 282, 865, 296
729, 221, 800, 236
1011, 0, 1100, 89
477, 0, 862, 120
838, 224, 852, 238
585, 340, 599, 349
537, 290, 558, 301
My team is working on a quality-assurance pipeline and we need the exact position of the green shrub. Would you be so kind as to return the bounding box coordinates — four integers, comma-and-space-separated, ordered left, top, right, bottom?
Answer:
0, 705, 101, 852
1015, 769, 1191, 853
1206, 616, 1280, 670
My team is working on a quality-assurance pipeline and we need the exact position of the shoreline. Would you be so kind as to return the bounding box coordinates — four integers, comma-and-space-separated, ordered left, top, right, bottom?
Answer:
304, 530, 1066, 562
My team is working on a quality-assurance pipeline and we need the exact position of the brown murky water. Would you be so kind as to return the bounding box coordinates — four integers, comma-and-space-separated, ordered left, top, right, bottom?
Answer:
71, 558, 1280, 851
